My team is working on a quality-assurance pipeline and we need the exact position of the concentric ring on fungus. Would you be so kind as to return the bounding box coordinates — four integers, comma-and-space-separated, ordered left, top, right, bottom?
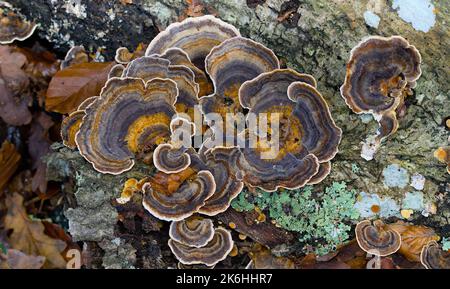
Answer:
142, 165, 216, 221
355, 220, 402, 257
232, 69, 341, 191
123, 56, 199, 119
168, 227, 234, 266
340, 36, 422, 159
153, 117, 196, 174
75, 77, 178, 174
145, 15, 240, 70
169, 217, 215, 248
0, 9, 37, 44
197, 146, 244, 216
420, 240, 450, 269
200, 36, 280, 129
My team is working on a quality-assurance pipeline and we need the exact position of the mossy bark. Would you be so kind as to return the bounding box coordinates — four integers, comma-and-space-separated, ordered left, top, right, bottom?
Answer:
15, 0, 449, 267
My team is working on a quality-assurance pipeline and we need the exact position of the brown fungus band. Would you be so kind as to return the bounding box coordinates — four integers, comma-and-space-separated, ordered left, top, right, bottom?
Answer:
198, 146, 244, 216
340, 36, 421, 159
153, 117, 195, 174
420, 241, 450, 269
123, 56, 199, 119
0, 9, 36, 44
355, 220, 402, 257
61, 96, 96, 149
233, 69, 341, 191
150, 47, 212, 97
145, 15, 240, 70
168, 227, 234, 266
142, 154, 216, 221
200, 36, 280, 129
76, 77, 178, 174
169, 217, 215, 248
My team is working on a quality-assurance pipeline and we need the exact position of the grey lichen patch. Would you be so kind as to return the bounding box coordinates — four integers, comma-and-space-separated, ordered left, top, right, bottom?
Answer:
99, 238, 137, 269
46, 143, 151, 268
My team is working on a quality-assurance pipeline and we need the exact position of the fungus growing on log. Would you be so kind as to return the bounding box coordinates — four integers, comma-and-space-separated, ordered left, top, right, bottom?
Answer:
76, 77, 178, 174
233, 69, 341, 191
355, 220, 402, 257
150, 47, 212, 97
123, 56, 199, 118
60, 96, 96, 149
200, 36, 280, 128
0, 9, 36, 44
420, 241, 450, 269
340, 36, 422, 160
169, 217, 215, 248
168, 227, 234, 266
153, 117, 195, 174
141, 167, 216, 221
197, 146, 244, 216
145, 15, 240, 70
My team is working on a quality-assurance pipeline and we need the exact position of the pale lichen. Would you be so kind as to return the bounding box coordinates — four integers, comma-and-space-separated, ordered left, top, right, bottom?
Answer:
232, 182, 359, 255
383, 164, 410, 189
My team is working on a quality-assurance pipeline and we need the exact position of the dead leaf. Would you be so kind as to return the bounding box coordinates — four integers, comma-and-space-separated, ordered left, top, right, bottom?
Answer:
45, 62, 114, 114
387, 221, 440, 262
4, 193, 67, 268
28, 113, 54, 193
0, 140, 21, 192
0, 249, 45, 269
0, 45, 28, 94
0, 46, 32, 125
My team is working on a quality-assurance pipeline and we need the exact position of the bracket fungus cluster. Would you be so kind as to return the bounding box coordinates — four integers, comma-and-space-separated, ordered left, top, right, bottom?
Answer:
59, 15, 343, 265
355, 220, 401, 257
341, 36, 422, 160
168, 217, 234, 266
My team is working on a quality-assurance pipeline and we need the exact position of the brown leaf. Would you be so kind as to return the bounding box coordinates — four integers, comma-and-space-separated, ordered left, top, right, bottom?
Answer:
0, 249, 45, 269
45, 62, 114, 114
387, 221, 440, 262
4, 193, 67, 268
0, 45, 32, 125
0, 45, 28, 94
0, 140, 21, 192
28, 113, 54, 193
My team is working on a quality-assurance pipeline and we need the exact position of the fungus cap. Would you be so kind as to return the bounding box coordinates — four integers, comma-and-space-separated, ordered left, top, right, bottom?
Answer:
169, 217, 215, 248
123, 56, 199, 118
340, 36, 422, 145
142, 168, 216, 221
0, 10, 36, 44
355, 220, 402, 257
60, 96, 97, 149
197, 146, 244, 216
233, 70, 341, 191
75, 77, 178, 174
168, 227, 234, 266
200, 36, 280, 123
420, 241, 450, 269
145, 15, 240, 69
153, 144, 191, 174
341, 36, 421, 115
150, 47, 212, 97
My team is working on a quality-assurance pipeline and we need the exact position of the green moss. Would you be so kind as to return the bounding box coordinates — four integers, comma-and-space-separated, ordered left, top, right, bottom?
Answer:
232, 182, 359, 255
